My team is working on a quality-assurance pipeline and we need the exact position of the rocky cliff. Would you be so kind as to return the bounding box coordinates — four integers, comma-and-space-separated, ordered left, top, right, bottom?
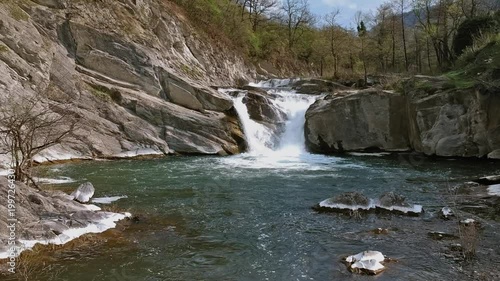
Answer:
305, 77, 500, 159
0, 0, 255, 167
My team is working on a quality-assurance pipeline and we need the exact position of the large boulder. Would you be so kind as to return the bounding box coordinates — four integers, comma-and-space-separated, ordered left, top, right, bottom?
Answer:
406, 77, 500, 158
305, 89, 410, 153
243, 91, 287, 124
242, 90, 287, 148
70, 182, 95, 203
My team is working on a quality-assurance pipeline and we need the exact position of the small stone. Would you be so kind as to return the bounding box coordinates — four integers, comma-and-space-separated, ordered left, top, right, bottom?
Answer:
441, 207, 454, 219
344, 251, 386, 275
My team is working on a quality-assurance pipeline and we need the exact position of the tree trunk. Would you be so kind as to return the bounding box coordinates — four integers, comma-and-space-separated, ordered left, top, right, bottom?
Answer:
401, 3, 409, 71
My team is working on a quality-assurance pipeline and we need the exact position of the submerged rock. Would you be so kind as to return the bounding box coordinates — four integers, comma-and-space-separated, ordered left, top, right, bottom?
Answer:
376, 192, 423, 215
314, 192, 422, 216
441, 207, 454, 219
314, 192, 372, 213
70, 182, 95, 203
344, 251, 386, 275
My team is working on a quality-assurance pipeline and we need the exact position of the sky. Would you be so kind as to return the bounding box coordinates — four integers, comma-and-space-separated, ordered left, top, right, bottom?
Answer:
310, 0, 387, 28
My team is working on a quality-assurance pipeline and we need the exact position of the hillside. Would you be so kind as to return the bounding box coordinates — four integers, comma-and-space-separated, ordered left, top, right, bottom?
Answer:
0, 0, 258, 168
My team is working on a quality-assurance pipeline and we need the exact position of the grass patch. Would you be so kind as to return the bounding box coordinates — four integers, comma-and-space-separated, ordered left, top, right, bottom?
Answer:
442, 70, 476, 89
0, 44, 8, 53
88, 84, 122, 103
8, 3, 29, 21
180, 63, 202, 79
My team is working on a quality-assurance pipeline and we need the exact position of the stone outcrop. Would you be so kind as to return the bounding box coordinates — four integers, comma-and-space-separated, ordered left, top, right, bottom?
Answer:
305, 89, 410, 153
0, 0, 254, 165
406, 77, 500, 158
305, 77, 500, 159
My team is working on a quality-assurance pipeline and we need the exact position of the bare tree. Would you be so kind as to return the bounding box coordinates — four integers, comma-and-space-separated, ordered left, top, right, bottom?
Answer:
280, 0, 314, 49
247, 0, 279, 31
393, 0, 409, 71
0, 94, 79, 187
324, 9, 341, 77
355, 11, 369, 85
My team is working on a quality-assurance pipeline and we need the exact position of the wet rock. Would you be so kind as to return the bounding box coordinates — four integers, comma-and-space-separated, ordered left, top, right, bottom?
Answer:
372, 228, 389, 235
474, 175, 500, 185
376, 192, 423, 215
441, 207, 454, 219
70, 182, 95, 203
314, 192, 372, 213
243, 91, 287, 125
314, 192, 422, 216
344, 251, 386, 275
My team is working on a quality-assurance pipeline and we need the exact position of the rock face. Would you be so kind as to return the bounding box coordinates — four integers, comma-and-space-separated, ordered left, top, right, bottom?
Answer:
305, 89, 410, 153
70, 182, 95, 203
406, 78, 500, 158
0, 0, 253, 163
305, 77, 500, 158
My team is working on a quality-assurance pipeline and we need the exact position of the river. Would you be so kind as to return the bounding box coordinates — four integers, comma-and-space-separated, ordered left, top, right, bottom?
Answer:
30, 81, 500, 281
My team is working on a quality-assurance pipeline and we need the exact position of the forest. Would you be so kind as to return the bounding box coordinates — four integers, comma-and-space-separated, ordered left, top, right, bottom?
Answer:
172, 0, 500, 81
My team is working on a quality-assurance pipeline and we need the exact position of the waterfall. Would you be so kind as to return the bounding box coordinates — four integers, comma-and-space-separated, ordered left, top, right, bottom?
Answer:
232, 81, 317, 156
233, 96, 275, 154
273, 92, 317, 156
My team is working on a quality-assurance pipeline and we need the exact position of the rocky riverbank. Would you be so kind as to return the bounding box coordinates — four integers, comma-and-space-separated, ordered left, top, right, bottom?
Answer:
305, 76, 500, 159
0, 176, 130, 263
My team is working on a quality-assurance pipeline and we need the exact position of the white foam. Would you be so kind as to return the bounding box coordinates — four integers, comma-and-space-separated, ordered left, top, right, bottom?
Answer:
0, 212, 131, 259
83, 204, 102, 211
377, 204, 423, 214
346, 251, 386, 274
36, 176, 75, 184
249, 78, 300, 88
92, 196, 128, 204
487, 184, 500, 196
318, 197, 423, 214
319, 199, 375, 211
111, 148, 163, 158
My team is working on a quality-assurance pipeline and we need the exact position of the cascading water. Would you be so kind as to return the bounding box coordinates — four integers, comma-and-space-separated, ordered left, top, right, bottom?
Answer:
232, 96, 275, 154
272, 92, 317, 156
233, 89, 316, 156
225, 80, 331, 169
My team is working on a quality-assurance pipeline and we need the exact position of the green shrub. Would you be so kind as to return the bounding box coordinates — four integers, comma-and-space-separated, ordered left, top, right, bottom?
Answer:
453, 16, 498, 57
